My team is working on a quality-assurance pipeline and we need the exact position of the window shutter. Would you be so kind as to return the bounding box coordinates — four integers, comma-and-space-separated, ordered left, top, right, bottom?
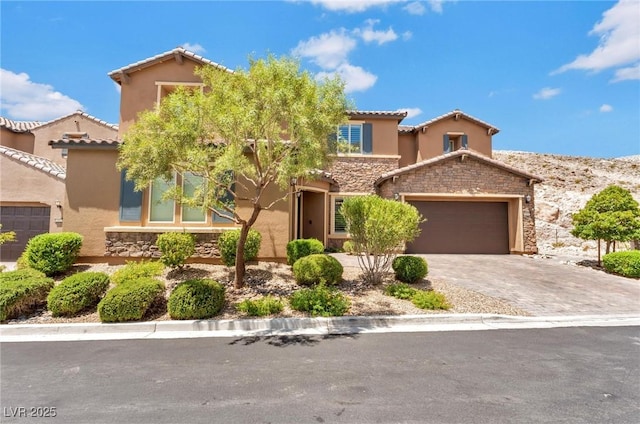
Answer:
328, 131, 338, 154
362, 123, 373, 154
461, 134, 468, 149
119, 169, 143, 221
443, 134, 451, 153
212, 172, 235, 223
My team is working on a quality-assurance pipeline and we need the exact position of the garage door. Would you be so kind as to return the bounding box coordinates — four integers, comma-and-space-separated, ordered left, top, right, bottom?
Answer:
406, 201, 509, 254
0, 206, 50, 261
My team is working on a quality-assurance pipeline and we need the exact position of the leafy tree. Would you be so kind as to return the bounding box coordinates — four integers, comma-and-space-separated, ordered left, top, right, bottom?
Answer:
118, 55, 348, 288
571, 185, 640, 265
341, 195, 423, 284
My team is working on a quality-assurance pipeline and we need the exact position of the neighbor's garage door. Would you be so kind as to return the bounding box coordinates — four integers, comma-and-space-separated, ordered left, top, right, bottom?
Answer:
406, 201, 509, 254
0, 206, 50, 261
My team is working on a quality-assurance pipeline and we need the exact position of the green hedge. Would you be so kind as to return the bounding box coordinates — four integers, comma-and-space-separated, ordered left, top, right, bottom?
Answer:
603, 251, 640, 278
47, 272, 110, 317
156, 232, 196, 269
111, 261, 165, 285
289, 284, 350, 317
24, 232, 83, 276
286, 238, 324, 265
168, 279, 225, 320
98, 278, 165, 323
292, 254, 343, 286
0, 269, 54, 321
392, 256, 428, 283
236, 295, 284, 317
218, 229, 262, 267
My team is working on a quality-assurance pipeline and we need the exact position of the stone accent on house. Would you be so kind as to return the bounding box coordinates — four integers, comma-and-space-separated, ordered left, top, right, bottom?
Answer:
105, 231, 222, 258
328, 156, 399, 193
377, 154, 538, 253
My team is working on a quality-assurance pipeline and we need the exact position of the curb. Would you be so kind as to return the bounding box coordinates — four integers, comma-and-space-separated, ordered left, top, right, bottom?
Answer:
1, 314, 639, 343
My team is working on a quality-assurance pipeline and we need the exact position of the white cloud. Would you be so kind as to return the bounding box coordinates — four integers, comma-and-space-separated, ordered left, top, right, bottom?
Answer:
317, 64, 377, 93
428, 0, 445, 13
553, 0, 640, 82
403, 1, 426, 15
533, 87, 561, 100
353, 19, 398, 45
310, 0, 402, 13
397, 107, 422, 119
292, 29, 357, 69
0, 69, 83, 120
599, 104, 613, 112
402, 31, 413, 41
182, 42, 206, 54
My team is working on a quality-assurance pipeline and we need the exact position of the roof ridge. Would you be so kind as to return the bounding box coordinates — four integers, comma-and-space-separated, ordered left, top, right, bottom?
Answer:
0, 116, 43, 133
408, 109, 500, 133
0, 145, 66, 180
35, 110, 119, 131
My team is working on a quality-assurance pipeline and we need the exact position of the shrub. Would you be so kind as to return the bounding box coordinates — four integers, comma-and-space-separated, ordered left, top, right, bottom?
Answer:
98, 278, 165, 323
111, 260, 164, 285
0, 269, 54, 321
16, 251, 29, 270
392, 256, 428, 283
384, 282, 418, 300
292, 254, 343, 286
236, 295, 284, 317
411, 290, 450, 310
218, 229, 262, 267
156, 232, 196, 269
286, 238, 324, 265
24, 232, 83, 276
47, 272, 110, 317
289, 284, 350, 317
168, 279, 225, 320
603, 251, 640, 278
342, 240, 356, 255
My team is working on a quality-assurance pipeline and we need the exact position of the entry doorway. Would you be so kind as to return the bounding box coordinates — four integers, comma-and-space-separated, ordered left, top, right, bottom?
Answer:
294, 190, 326, 243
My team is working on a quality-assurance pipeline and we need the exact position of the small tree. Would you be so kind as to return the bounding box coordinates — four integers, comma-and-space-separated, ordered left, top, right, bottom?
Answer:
571, 185, 640, 265
0, 224, 16, 245
118, 55, 348, 288
341, 195, 423, 284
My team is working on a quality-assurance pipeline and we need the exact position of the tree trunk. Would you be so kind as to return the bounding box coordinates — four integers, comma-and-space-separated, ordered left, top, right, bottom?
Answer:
233, 224, 250, 289
605, 240, 611, 254
597, 239, 601, 267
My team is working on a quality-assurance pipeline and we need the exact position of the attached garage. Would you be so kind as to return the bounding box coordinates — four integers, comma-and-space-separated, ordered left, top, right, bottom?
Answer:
0, 206, 50, 261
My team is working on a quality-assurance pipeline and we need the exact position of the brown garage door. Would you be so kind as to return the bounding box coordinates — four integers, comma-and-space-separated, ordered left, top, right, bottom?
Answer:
0, 206, 50, 261
406, 201, 509, 254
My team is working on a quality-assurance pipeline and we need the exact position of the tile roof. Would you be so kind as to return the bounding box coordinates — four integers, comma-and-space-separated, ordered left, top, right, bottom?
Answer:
348, 110, 408, 121
410, 109, 500, 134
109, 47, 233, 83
49, 138, 121, 149
0, 146, 66, 180
36, 111, 119, 131
0, 117, 42, 133
374, 149, 543, 186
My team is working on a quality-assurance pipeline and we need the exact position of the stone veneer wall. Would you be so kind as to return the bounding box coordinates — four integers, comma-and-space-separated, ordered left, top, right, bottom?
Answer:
377, 155, 538, 253
328, 156, 399, 192
105, 231, 221, 258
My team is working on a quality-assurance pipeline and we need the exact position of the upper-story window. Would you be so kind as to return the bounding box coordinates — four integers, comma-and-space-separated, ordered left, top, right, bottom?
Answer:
335, 123, 373, 155
443, 133, 468, 154
155, 81, 204, 106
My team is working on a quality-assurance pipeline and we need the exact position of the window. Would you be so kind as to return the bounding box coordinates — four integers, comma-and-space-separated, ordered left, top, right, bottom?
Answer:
181, 173, 206, 223
332, 198, 347, 234
443, 134, 468, 153
149, 175, 176, 223
338, 124, 362, 154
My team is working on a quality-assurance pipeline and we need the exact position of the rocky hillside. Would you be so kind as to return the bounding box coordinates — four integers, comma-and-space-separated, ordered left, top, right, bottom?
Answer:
494, 151, 640, 258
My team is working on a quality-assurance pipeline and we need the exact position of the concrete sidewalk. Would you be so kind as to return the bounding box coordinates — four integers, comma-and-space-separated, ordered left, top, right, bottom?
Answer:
2, 313, 639, 343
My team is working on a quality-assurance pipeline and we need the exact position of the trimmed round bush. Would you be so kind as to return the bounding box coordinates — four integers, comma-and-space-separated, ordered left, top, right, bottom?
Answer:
156, 232, 196, 269
218, 229, 262, 267
603, 251, 640, 278
286, 238, 324, 265
236, 295, 284, 317
392, 256, 428, 283
289, 284, 350, 317
98, 278, 165, 323
0, 269, 54, 321
47, 272, 110, 317
342, 240, 356, 255
168, 279, 225, 320
24, 232, 83, 276
111, 260, 164, 285
292, 254, 343, 286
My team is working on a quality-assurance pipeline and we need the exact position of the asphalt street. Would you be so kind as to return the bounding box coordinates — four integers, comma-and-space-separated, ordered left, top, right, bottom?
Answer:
2, 326, 639, 424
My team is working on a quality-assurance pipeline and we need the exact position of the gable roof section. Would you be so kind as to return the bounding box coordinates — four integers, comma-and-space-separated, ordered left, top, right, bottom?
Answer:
0, 145, 66, 180
109, 47, 233, 84
374, 149, 543, 186
49, 138, 121, 150
403, 109, 500, 135
0, 117, 42, 133
348, 110, 407, 122
35, 111, 119, 131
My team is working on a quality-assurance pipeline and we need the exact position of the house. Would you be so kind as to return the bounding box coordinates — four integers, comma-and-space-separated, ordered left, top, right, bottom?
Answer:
49, 48, 542, 263
0, 112, 118, 260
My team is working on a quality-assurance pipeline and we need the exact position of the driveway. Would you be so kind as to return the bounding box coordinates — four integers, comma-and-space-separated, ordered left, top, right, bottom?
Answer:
334, 253, 640, 316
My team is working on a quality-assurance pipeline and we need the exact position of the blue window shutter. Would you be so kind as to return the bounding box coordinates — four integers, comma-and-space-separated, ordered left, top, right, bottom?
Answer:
443, 134, 450, 153
119, 169, 143, 221
362, 123, 373, 154
461, 134, 468, 149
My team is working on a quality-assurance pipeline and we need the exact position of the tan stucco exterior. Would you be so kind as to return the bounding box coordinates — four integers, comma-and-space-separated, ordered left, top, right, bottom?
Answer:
415, 115, 494, 161
1, 128, 33, 152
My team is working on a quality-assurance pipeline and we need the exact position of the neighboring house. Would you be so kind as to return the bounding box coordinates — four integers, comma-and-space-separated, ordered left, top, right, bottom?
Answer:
49, 48, 542, 262
0, 112, 118, 260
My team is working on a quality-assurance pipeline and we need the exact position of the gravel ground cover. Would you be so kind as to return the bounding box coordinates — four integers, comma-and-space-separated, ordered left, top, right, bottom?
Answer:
3, 260, 529, 325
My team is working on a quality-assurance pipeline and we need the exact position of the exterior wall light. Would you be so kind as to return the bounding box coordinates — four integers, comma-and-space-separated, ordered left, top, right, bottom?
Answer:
393, 192, 400, 201
524, 194, 531, 204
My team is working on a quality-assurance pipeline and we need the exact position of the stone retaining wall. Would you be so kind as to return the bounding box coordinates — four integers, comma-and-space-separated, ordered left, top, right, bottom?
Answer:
105, 231, 222, 258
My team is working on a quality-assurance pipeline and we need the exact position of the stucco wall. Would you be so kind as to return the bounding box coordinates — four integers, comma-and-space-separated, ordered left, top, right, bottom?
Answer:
1, 128, 34, 153
377, 155, 537, 253
416, 117, 493, 161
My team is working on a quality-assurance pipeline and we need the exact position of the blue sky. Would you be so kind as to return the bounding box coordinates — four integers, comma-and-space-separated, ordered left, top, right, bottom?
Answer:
1, 0, 639, 158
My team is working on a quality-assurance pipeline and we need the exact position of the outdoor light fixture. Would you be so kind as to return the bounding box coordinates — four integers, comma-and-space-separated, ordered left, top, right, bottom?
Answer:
525, 194, 531, 204
393, 192, 400, 201
290, 177, 297, 186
